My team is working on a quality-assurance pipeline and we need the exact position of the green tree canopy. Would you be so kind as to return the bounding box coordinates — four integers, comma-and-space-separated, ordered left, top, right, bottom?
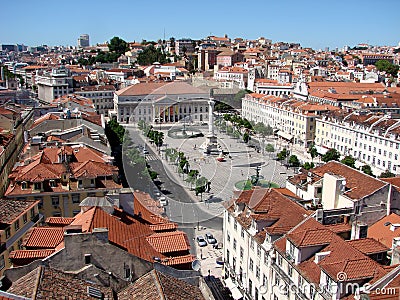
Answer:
303, 162, 315, 170
288, 155, 300, 167
137, 44, 169, 65
277, 148, 289, 161
361, 165, 374, 176
108, 36, 129, 56
341, 155, 356, 168
265, 143, 275, 153
375, 60, 399, 77
253, 122, 273, 137
379, 170, 396, 178
308, 144, 318, 161
322, 148, 340, 162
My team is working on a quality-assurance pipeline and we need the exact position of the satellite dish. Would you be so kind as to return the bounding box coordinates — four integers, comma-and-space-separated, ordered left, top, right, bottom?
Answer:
73, 107, 79, 113
191, 259, 201, 271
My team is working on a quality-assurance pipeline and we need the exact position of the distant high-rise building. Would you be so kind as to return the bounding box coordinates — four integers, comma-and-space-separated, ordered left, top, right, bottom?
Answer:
77, 34, 90, 48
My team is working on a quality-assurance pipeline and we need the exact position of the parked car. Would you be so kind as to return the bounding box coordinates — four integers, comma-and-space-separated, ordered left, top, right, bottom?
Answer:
196, 236, 207, 247
205, 233, 217, 244
159, 196, 168, 206
143, 148, 149, 154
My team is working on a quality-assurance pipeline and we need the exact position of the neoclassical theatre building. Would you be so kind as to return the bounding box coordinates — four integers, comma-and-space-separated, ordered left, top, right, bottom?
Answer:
113, 81, 211, 124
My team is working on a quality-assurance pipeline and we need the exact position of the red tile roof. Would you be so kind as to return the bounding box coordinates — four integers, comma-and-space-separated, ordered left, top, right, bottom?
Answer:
146, 231, 190, 253
347, 238, 390, 255
23, 227, 65, 249
45, 217, 75, 226
368, 213, 400, 248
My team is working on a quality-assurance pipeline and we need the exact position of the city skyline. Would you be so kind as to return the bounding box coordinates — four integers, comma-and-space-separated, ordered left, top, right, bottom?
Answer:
2, 0, 400, 50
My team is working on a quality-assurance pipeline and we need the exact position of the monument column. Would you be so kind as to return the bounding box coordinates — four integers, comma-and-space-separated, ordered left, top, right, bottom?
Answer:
208, 98, 215, 136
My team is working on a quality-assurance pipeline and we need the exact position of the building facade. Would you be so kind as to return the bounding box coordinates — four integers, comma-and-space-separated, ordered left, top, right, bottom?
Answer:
0, 199, 41, 276
114, 81, 210, 124
36, 68, 74, 103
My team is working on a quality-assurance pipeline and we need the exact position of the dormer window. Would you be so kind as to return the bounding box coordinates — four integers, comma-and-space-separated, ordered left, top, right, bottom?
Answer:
34, 182, 41, 190
50, 180, 56, 188
78, 179, 83, 187
90, 179, 95, 186
21, 181, 27, 189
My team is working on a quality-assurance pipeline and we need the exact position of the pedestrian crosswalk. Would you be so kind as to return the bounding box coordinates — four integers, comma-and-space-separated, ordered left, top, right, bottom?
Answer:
145, 155, 159, 161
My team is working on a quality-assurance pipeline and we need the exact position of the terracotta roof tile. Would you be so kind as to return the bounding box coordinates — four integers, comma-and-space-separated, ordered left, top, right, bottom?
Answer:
347, 238, 389, 255
45, 217, 75, 226
0, 199, 38, 225
146, 231, 190, 253
368, 213, 400, 248
23, 227, 64, 249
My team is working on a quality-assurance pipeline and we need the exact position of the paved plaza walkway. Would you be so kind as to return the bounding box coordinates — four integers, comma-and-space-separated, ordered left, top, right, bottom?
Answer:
129, 124, 297, 220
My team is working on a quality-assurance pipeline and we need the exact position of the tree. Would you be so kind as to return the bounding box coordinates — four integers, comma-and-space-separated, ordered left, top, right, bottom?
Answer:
288, 155, 300, 167
137, 44, 169, 65
277, 148, 288, 161
341, 155, 356, 168
108, 36, 129, 56
243, 132, 250, 143
195, 176, 208, 200
361, 165, 374, 176
105, 119, 125, 147
303, 162, 315, 170
186, 169, 199, 189
265, 143, 275, 154
253, 122, 273, 137
375, 60, 400, 77
308, 145, 318, 162
322, 148, 340, 162
379, 170, 396, 178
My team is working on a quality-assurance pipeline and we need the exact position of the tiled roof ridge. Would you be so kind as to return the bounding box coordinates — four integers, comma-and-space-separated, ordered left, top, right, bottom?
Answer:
32, 265, 43, 299
153, 270, 166, 300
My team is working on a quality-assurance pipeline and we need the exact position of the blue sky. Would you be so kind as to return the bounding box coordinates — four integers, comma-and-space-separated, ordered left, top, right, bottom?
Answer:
1, 0, 399, 50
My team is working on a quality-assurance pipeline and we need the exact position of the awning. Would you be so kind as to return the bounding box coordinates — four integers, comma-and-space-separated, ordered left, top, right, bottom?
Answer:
231, 287, 243, 300
225, 277, 236, 290
224, 278, 243, 300
277, 130, 293, 140
315, 145, 329, 155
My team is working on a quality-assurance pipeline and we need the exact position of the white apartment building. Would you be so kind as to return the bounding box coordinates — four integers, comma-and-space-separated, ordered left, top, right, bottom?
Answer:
36, 68, 73, 102
314, 111, 400, 174
223, 187, 396, 300
113, 81, 210, 124
75, 85, 116, 115
214, 67, 248, 89
222, 188, 311, 300
251, 79, 293, 97
242, 94, 337, 149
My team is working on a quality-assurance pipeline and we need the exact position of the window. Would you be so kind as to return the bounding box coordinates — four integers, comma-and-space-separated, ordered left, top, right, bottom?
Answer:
14, 219, 20, 231
0, 255, 4, 270
52, 196, 59, 206
232, 257, 236, 271
288, 265, 293, 277
250, 239, 254, 250
72, 194, 80, 203
234, 220, 237, 231
263, 274, 268, 286
256, 266, 260, 279
21, 181, 27, 189
30, 208, 35, 219
241, 228, 245, 238
227, 233, 231, 243
23, 213, 27, 224
240, 247, 243, 259
277, 255, 282, 266
233, 238, 237, 250
78, 179, 83, 187
257, 245, 261, 257
90, 179, 95, 186
34, 182, 41, 190
227, 214, 231, 223
17, 239, 23, 249
49, 180, 56, 187
5, 228, 10, 239
226, 249, 230, 264
249, 258, 254, 271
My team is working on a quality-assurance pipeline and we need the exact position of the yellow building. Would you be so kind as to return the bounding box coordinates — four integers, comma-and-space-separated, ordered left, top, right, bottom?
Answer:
5, 145, 121, 218
0, 199, 41, 276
